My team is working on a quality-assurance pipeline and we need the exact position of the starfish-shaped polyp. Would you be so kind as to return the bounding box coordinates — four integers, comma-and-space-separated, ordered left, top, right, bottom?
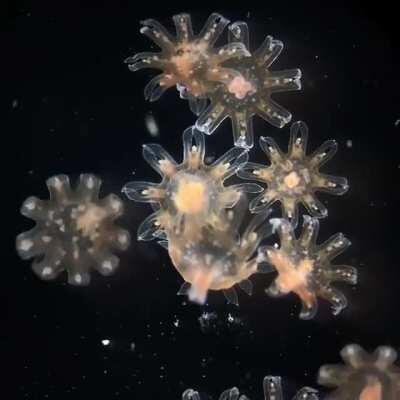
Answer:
196, 21, 301, 148
238, 121, 349, 225
259, 216, 357, 319
125, 13, 250, 104
318, 344, 400, 400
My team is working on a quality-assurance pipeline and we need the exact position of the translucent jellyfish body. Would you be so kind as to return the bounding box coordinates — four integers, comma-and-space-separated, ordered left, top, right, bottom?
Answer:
263, 376, 318, 400
125, 13, 250, 106
122, 127, 261, 241
196, 21, 301, 149
238, 121, 349, 225
168, 207, 271, 305
16, 174, 130, 285
318, 345, 400, 400
259, 216, 357, 319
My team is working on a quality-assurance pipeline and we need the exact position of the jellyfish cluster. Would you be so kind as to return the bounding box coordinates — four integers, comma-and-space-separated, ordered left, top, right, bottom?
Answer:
182, 346, 400, 399
16, 11, 399, 400
125, 13, 301, 149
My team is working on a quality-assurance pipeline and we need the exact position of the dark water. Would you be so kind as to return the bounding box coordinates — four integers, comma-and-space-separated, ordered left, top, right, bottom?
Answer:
6, 2, 400, 399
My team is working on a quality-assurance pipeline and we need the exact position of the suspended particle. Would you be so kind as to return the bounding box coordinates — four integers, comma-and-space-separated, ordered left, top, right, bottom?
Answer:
145, 113, 160, 137
259, 216, 357, 319
16, 174, 130, 285
196, 21, 301, 148
238, 121, 348, 225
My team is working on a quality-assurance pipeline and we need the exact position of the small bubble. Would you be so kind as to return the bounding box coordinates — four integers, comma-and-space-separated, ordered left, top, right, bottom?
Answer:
145, 113, 159, 137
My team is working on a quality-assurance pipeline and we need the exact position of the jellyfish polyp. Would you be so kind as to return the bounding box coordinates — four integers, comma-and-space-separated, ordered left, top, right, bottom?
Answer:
318, 344, 400, 400
123, 126, 271, 305
259, 216, 357, 319
238, 121, 349, 225
16, 174, 130, 285
196, 21, 301, 149
167, 209, 271, 305
122, 127, 261, 241
125, 13, 250, 103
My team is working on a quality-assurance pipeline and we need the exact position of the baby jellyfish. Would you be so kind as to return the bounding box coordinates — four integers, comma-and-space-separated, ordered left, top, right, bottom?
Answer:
318, 344, 400, 400
122, 126, 261, 242
168, 206, 272, 305
125, 13, 250, 111
16, 174, 130, 285
196, 21, 301, 148
259, 216, 357, 319
238, 121, 349, 225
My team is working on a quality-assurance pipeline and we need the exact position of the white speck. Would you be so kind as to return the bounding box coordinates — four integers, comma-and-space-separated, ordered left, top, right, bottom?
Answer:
395, 119, 400, 127
173, 318, 179, 327
86, 176, 95, 189
12, 99, 18, 108
24, 199, 36, 210
19, 239, 33, 251
145, 114, 159, 137
74, 274, 83, 284
346, 140, 353, 148
130, 342, 136, 351
269, 218, 283, 233
42, 266, 53, 276
52, 177, 63, 190
118, 233, 128, 244
102, 260, 113, 271
110, 199, 121, 211
227, 313, 234, 323
101, 339, 110, 346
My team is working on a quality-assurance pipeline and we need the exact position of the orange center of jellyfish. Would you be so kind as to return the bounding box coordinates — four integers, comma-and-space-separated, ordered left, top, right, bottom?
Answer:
283, 171, 301, 189
227, 76, 256, 99
359, 378, 382, 400
173, 178, 207, 214
75, 203, 107, 239
171, 42, 208, 79
268, 249, 316, 308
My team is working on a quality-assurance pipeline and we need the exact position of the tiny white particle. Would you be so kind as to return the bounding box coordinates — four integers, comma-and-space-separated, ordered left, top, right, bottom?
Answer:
101, 339, 110, 346
24, 200, 36, 210
111, 199, 121, 211
86, 176, 95, 189
42, 266, 53, 276
118, 233, 128, 244
346, 139, 353, 148
42, 236, 52, 243
19, 239, 33, 251
145, 113, 159, 137
52, 177, 63, 190
102, 260, 113, 271
74, 274, 82, 284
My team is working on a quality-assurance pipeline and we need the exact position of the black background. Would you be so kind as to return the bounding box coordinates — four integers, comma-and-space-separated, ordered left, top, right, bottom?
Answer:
4, 1, 400, 399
